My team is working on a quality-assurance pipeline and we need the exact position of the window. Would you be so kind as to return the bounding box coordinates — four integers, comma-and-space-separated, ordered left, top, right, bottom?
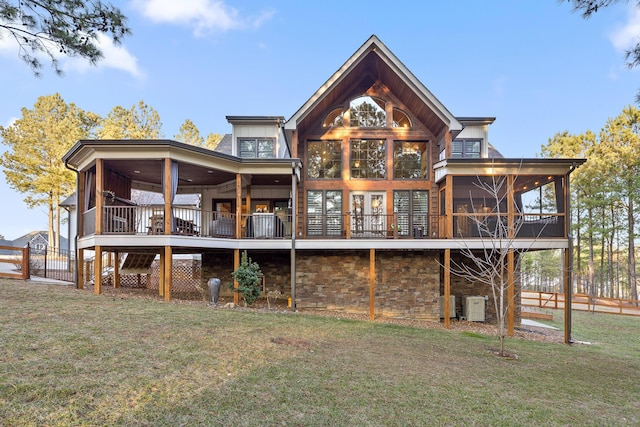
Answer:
349, 96, 386, 127
307, 140, 342, 179
351, 139, 386, 179
323, 108, 344, 128
393, 141, 428, 179
239, 138, 276, 158
392, 108, 411, 128
452, 139, 481, 158
307, 190, 342, 237
393, 190, 429, 237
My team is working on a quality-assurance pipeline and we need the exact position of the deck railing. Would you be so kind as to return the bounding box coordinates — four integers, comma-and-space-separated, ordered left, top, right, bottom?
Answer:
83, 207, 567, 240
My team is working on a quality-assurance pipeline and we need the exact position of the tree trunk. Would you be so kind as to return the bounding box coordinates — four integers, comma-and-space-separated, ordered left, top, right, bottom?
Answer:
628, 198, 638, 304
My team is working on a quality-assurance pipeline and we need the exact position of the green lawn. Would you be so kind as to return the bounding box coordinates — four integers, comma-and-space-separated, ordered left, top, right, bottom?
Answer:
1, 281, 638, 426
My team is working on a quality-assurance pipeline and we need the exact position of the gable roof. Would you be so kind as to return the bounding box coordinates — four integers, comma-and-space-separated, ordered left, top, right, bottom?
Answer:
285, 34, 462, 138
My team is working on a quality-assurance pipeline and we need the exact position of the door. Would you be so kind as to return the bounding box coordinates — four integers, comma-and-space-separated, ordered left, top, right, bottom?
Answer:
351, 192, 386, 236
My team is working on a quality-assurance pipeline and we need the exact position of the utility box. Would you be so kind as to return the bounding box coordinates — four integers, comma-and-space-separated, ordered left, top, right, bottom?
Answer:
464, 296, 486, 322
439, 295, 456, 318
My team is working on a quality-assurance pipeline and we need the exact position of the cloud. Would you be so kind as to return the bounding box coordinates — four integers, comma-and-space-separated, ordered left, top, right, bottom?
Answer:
132, 0, 275, 36
609, 6, 640, 52
0, 27, 143, 78
64, 34, 145, 78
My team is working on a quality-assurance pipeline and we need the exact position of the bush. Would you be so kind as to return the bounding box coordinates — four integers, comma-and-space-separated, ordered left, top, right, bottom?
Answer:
230, 251, 262, 306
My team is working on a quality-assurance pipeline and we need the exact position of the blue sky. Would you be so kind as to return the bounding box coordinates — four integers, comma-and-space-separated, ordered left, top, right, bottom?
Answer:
0, 0, 638, 240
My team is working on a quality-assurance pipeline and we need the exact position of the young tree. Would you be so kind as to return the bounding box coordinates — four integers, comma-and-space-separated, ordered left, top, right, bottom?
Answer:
0, 0, 130, 76
97, 101, 163, 139
0, 93, 99, 248
174, 119, 204, 147
449, 172, 541, 357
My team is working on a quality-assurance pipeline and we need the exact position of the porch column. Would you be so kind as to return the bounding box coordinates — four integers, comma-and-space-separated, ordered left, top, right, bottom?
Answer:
78, 170, 85, 239
445, 175, 453, 238
507, 250, 515, 336
95, 159, 104, 235
163, 245, 172, 302
291, 162, 299, 312
94, 245, 102, 295
369, 248, 375, 320
163, 158, 172, 235
507, 175, 515, 336
444, 249, 451, 329
564, 171, 573, 344
235, 174, 242, 238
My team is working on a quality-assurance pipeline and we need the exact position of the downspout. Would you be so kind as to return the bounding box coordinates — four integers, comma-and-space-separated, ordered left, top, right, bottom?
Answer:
64, 159, 80, 289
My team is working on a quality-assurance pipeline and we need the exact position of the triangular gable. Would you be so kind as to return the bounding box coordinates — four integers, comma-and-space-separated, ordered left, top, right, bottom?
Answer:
285, 35, 462, 136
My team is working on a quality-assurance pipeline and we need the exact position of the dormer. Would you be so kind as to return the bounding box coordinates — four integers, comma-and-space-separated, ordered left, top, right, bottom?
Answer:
226, 116, 290, 159
440, 117, 497, 160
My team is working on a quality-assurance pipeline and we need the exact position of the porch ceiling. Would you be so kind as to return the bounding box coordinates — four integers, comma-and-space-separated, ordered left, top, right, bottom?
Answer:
104, 159, 292, 188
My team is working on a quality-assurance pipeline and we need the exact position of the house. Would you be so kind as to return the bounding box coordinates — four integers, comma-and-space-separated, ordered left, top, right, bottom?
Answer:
62, 35, 584, 332
0, 231, 68, 255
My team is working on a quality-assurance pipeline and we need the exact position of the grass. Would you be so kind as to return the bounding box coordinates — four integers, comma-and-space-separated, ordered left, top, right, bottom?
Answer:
1, 281, 639, 426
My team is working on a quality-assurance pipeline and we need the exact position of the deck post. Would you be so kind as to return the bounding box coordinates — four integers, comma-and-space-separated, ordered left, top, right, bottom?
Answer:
164, 245, 172, 302
78, 248, 84, 289
507, 249, 515, 336
159, 250, 165, 297
444, 248, 451, 329
233, 249, 240, 305
114, 251, 120, 288
370, 248, 375, 320
94, 245, 102, 295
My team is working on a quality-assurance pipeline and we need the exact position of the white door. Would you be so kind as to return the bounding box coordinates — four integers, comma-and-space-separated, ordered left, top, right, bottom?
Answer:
351, 192, 386, 236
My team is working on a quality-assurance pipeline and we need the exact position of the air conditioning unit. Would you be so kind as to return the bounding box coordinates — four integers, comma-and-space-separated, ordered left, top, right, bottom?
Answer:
440, 295, 456, 318
464, 296, 486, 322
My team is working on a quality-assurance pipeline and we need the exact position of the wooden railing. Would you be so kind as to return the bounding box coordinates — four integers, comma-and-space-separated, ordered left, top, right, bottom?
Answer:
521, 291, 640, 317
0, 245, 29, 279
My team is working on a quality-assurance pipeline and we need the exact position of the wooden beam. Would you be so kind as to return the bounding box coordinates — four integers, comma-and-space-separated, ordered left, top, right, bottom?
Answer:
159, 250, 164, 297
78, 170, 85, 238
236, 174, 242, 238
114, 251, 120, 288
78, 248, 84, 289
164, 158, 172, 235
233, 249, 240, 305
164, 245, 172, 302
444, 248, 451, 329
95, 159, 103, 235
369, 248, 375, 320
445, 176, 453, 238
507, 250, 515, 336
94, 245, 102, 295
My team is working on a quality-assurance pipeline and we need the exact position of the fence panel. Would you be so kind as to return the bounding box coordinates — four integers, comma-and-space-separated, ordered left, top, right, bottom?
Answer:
521, 291, 640, 317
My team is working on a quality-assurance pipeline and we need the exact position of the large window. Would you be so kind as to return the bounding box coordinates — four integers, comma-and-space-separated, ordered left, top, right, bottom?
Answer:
307, 140, 342, 179
239, 138, 276, 158
393, 141, 428, 179
452, 139, 481, 158
351, 139, 386, 179
307, 190, 342, 237
393, 190, 429, 237
349, 96, 386, 127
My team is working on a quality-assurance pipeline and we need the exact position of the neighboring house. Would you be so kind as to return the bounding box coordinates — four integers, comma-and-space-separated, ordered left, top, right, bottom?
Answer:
62, 35, 584, 329
0, 232, 68, 255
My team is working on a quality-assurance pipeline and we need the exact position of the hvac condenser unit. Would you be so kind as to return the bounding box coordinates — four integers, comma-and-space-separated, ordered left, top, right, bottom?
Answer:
439, 295, 456, 318
464, 296, 486, 322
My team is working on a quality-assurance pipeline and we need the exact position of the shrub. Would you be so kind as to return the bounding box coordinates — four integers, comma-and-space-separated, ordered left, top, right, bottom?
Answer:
230, 251, 262, 306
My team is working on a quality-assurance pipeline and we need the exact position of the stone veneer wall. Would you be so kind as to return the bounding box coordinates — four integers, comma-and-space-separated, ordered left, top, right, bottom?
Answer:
446, 251, 521, 325
201, 250, 291, 300
295, 250, 441, 320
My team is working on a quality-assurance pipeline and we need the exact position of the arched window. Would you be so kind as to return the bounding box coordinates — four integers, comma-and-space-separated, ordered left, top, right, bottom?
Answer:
322, 107, 344, 128
349, 96, 386, 127
392, 108, 411, 128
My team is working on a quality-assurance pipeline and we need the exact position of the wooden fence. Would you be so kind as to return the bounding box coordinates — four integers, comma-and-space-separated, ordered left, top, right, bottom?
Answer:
522, 291, 640, 317
0, 245, 30, 280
